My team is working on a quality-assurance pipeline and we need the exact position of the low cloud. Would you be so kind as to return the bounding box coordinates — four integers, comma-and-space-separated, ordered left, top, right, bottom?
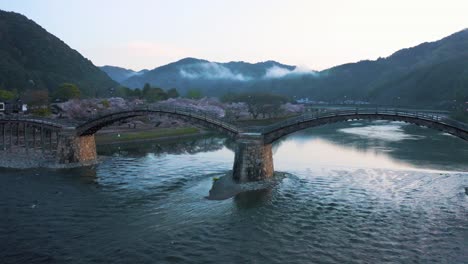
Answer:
263, 65, 318, 78
179, 62, 251, 81
178, 62, 318, 81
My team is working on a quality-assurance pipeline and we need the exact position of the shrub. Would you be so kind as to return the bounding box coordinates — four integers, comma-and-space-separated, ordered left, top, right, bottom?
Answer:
31, 107, 52, 117
101, 99, 110, 108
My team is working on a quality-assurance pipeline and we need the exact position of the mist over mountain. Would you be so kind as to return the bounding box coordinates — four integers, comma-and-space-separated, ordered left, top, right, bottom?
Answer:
0, 10, 118, 97
116, 58, 317, 95
103, 29, 468, 108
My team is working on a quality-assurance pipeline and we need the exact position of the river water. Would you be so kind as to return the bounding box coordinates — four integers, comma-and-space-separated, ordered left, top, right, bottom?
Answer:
1, 121, 467, 263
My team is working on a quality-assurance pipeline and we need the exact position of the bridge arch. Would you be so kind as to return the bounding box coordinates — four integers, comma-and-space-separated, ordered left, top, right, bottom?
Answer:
0, 117, 63, 131
261, 110, 468, 144
75, 107, 241, 138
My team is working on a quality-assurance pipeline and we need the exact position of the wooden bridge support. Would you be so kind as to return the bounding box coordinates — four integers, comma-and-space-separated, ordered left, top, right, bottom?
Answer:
1, 124, 4, 151
232, 134, 274, 182
56, 132, 97, 165
9, 124, 12, 151
0, 123, 58, 152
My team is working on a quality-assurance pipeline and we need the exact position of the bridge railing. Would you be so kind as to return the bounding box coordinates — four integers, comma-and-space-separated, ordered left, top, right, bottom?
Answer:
257, 108, 468, 134
81, 104, 241, 133
0, 114, 64, 129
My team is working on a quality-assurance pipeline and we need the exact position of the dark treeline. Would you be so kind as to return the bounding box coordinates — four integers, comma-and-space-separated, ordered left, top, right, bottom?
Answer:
222, 92, 290, 119
113, 83, 180, 102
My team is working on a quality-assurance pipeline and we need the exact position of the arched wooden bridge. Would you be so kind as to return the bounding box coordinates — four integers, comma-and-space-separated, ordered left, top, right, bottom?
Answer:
1, 106, 467, 181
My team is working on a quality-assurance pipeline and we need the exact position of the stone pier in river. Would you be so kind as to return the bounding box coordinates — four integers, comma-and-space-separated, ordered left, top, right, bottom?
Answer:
56, 132, 97, 164
232, 133, 274, 182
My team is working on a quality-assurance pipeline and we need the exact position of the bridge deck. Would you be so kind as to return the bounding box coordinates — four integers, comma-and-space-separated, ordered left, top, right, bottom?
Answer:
1, 107, 467, 140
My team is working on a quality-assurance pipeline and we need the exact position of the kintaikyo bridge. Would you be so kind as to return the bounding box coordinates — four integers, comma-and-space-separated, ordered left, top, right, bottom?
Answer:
1, 106, 467, 182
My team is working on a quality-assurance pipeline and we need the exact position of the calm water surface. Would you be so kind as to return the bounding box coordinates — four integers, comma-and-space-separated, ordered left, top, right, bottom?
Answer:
1, 121, 467, 263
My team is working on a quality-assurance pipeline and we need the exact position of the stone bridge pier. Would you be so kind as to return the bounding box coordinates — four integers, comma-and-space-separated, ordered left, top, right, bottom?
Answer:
56, 130, 97, 165
232, 133, 274, 182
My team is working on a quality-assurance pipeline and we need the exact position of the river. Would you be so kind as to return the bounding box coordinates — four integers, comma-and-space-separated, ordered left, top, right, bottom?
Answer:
1, 120, 467, 263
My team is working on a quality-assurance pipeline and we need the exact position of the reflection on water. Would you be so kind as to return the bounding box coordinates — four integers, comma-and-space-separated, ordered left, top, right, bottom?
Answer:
234, 188, 273, 208
274, 120, 468, 172
338, 121, 424, 141
1, 120, 467, 263
98, 136, 230, 157
274, 138, 412, 171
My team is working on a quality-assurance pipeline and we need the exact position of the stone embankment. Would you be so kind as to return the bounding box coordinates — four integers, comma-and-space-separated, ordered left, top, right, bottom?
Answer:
0, 147, 98, 169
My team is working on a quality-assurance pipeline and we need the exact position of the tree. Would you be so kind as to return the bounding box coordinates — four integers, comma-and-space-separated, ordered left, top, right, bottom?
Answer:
53, 83, 80, 101
144, 87, 168, 102
143, 83, 151, 95
129, 88, 142, 98
115, 86, 130, 98
186, 89, 202, 99
167, 88, 179, 98
0, 89, 16, 101
224, 92, 289, 119
23, 89, 49, 106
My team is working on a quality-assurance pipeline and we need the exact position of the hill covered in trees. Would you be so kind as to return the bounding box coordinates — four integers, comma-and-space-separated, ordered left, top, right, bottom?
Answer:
105, 29, 468, 109
303, 28, 468, 107
99, 66, 148, 83
0, 10, 117, 97
117, 58, 299, 96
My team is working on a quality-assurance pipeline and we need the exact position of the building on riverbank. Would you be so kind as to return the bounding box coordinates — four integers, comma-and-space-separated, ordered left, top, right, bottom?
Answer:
0, 99, 27, 115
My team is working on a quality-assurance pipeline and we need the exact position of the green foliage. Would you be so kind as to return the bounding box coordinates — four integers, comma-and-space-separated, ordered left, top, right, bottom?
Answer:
130, 88, 142, 98
186, 89, 202, 99
167, 88, 179, 98
220, 92, 236, 103
23, 89, 49, 106
101, 99, 110, 108
224, 92, 289, 119
31, 107, 52, 117
114, 85, 176, 102
142, 85, 168, 102
143, 83, 151, 92
53, 83, 81, 101
114, 86, 129, 98
0, 89, 16, 100
115, 86, 142, 98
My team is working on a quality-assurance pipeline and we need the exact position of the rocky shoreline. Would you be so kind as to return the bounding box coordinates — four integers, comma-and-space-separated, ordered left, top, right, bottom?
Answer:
0, 148, 99, 170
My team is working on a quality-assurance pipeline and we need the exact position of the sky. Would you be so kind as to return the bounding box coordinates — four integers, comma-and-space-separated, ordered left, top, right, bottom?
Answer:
1, 0, 467, 71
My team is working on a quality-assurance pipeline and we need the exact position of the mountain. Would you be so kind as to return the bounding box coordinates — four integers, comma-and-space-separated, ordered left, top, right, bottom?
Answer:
0, 10, 117, 97
109, 29, 468, 108
100, 65, 148, 83
118, 58, 302, 94
313, 28, 468, 106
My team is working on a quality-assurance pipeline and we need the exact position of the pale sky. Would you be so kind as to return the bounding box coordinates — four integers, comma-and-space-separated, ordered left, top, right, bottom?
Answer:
1, 0, 467, 71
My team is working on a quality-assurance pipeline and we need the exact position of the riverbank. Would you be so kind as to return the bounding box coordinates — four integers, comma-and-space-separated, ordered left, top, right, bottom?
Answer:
95, 126, 203, 144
